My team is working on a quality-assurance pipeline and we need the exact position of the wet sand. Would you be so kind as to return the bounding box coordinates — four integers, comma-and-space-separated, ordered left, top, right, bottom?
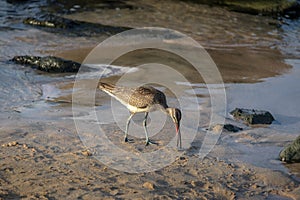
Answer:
55, 46, 291, 84
1, 114, 300, 199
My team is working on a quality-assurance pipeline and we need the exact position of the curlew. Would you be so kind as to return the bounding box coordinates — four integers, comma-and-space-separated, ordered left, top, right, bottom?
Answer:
99, 82, 182, 148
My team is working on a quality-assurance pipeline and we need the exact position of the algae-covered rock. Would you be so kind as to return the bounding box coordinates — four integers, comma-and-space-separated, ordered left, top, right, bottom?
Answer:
280, 135, 300, 163
23, 14, 130, 36
221, 0, 297, 15
188, 0, 299, 16
11, 55, 81, 73
230, 108, 275, 125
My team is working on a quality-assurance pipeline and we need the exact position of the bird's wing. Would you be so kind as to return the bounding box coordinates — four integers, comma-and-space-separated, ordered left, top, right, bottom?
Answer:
128, 86, 156, 109
99, 82, 167, 110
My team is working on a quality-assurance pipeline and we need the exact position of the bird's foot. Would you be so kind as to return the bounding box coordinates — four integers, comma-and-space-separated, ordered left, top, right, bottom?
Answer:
177, 147, 184, 151
124, 137, 134, 143
145, 139, 158, 146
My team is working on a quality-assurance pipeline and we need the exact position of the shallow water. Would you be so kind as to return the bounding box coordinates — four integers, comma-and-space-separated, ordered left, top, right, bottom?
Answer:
0, 0, 300, 176
221, 58, 300, 173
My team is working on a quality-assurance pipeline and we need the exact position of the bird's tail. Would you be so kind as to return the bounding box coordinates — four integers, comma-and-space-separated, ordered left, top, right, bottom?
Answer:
99, 82, 116, 93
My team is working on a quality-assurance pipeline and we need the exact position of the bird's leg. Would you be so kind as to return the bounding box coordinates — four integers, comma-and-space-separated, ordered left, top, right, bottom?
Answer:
143, 112, 158, 146
125, 113, 134, 143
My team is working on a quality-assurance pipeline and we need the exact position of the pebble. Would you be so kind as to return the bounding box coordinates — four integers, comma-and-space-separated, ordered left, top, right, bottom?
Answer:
110, 189, 119, 195
2, 141, 18, 147
9, 141, 18, 146
212, 124, 223, 133
82, 150, 92, 156
191, 180, 204, 187
143, 182, 155, 190
73, 5, 81, 9
179, 156, 186, 160
203, 183, 210, 190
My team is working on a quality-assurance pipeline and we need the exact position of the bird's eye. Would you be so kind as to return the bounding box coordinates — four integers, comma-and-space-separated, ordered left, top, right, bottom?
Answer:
175, 109, 181, 121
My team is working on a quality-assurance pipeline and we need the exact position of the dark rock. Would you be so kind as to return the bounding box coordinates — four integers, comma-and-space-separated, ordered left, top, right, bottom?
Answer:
11, 55, 81, 73
223, 124, 243, 132
211, 123, 243, 133
23, 14, 131, 37
186, 0, 300, 17
280, 135, 300, 163
282, 1, 300, 19
230, 108, 275, 125
23, 17, 62, 28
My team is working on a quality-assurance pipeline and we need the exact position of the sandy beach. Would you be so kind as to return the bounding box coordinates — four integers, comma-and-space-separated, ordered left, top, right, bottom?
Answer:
1, 108, 300, 199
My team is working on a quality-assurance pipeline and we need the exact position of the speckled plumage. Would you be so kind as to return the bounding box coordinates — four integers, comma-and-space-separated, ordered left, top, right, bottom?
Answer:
98, 82, 182, 148
99, 82, 168, 113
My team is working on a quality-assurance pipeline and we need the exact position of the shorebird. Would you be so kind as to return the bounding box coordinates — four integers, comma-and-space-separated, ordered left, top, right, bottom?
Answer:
99, 82, 182, 148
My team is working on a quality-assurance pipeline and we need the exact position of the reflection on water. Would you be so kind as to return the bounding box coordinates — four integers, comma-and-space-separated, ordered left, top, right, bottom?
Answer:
0, 0, 44, 26
0, 63, 41, 110
64, 0, 282, 48
280, 19, 300, 57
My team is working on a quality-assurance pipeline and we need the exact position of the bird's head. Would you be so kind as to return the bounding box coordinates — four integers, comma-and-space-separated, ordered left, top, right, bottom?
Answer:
167, 108, 182, 149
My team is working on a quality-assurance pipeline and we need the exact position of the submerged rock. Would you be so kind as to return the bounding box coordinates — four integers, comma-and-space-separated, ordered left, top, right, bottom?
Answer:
230, 108, 275, 125
23, 14, 130, 37
280, 135, 300, 163
81, 150, 93, 157
11, 55, 81, 73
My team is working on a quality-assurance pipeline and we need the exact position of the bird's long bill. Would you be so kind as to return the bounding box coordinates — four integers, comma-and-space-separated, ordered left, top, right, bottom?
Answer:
175, 123, 182, 149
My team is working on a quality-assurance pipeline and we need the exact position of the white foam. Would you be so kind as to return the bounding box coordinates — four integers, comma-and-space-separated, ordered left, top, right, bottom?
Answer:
66, 64, 138, 79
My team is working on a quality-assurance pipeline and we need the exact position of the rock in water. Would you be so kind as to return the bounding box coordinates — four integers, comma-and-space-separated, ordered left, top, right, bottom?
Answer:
38, 56, 80, 72
23, 14, 130, 37
11, 56, 81, 73
230, 108, 275, 125
223, 124, 243, 132
280, 135, 300, 163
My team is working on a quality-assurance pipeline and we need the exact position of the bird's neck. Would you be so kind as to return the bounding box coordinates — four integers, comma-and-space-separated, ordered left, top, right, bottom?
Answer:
165, 107, 173, 116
